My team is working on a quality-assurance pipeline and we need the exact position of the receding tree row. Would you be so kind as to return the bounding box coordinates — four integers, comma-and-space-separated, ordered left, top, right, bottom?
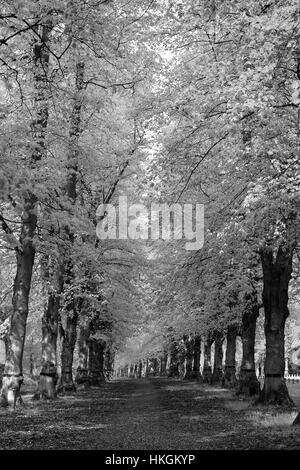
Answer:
119, 328, 259, 391
0, 0, 300, 429
117, 320, 296, 405
0, 2, 149, 408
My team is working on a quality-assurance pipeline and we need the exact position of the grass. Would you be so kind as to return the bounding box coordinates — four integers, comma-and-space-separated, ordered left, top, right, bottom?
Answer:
249, 410, 298, 427
0, 378, 299, 449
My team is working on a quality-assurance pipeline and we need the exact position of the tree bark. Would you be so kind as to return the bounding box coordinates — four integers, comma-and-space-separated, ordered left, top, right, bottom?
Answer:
104, 347, 115, 380
223, 325, 237, 388
56, 61, 85, 394
88, 337, 106, 386
36, 294, 60, 399
0, 364, 4, 388
178, 341, 186, 379
58, 309, 78, 393
192, 335, 202, 381
184, 335, 196, 380
129, 364, 134, 378
137, 360, 143, 379
293, 413, 300, 425
258, 246, 294, 406
155, 358, 160, 376
75, 321, 90, 388
144, 360, 149, 378
122, 365, 129, 378
212, 331, 224, 383
35, 261, 63, 400
168, 339, 180, 378
202, 337, 213, 383
0, 20, 52, 408
159, 352, 168, 376
237, 298, 260, 396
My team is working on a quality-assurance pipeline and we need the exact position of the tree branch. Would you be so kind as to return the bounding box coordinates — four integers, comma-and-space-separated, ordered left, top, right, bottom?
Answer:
0, 213, 22, 252
176, 132, 229, 202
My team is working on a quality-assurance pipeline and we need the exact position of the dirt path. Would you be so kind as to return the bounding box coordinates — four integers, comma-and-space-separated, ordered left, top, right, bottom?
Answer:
0, 378, 299, 449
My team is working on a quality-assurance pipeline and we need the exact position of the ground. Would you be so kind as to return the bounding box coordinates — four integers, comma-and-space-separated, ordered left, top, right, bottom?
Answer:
0, 378, 299, 450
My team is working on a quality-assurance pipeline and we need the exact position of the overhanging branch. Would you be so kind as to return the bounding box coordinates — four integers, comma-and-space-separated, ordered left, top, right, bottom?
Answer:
0, 212, 22, 252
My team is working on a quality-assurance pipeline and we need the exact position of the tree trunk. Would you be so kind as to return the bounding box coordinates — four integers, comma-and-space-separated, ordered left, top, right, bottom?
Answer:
184, 335, 196, 380
153, 358, 160, 376
37, 297, 60, 399
0, 238, 34, 407
75, 321, 90, 388
212, 331, 224, 383
258, 247, 294, 406
237, 301, 260, 396
168, 339, 180, 378
144, 359, 149, 378
104, 347, 115, 381
57, 310, 78, 393
137, 360, 143, 379
122, 365, 129, 378
129, 364, 134, 378
257, 353, 265, 378
192, 335, 202, 381
0, 364, 4, 388
88, 338, 106, 386
202, 337, 213, 383
56, 61, 85, 394
36, 263, 63, 400
0, 21, 52, 408
178, 341, 186, 379
293, 413, 300, 425
223, 325, 237, 388
159, 352, 168, 376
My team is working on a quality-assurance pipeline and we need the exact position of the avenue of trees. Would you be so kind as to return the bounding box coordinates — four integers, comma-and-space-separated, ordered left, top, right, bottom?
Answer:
0, 0, 300, 423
